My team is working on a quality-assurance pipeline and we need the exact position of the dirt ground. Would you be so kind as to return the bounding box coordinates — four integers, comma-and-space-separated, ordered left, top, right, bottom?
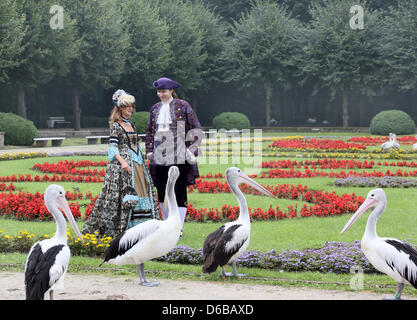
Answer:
0, 271, 405, 300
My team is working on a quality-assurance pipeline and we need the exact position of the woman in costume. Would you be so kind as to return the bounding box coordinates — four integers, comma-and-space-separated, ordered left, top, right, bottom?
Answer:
146, 77, 202, 235
82, 90, 158, 237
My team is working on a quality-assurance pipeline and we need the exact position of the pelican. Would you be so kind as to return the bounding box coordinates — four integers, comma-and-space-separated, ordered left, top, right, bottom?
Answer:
25, 184, 83, 300
100, 166, 181, 286
381, 133, 400, 151
391, 133, 400, 149
202, 167, 276, 278
340, 188, 417, 299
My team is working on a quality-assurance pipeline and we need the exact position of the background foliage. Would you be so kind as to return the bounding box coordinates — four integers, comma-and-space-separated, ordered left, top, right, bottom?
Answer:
1, 0, 417, 129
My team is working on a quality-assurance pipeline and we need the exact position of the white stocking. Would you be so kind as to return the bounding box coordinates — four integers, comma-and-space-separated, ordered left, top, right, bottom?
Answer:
179, 207, 187, 229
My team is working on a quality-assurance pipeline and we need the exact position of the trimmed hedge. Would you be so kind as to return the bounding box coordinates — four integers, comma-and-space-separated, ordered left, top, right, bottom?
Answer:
0, 112, 37, 146
370, 110, 416, 135
212, 112, 250, 130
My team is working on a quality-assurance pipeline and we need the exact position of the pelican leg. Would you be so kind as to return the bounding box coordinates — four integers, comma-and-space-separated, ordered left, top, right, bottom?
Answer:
383, 283, 404, 300
232, 261, 246, 277
136, 263, 159, 287
49, 290, 54, 300
222, 262, 245, 278
221, 266, 227, 280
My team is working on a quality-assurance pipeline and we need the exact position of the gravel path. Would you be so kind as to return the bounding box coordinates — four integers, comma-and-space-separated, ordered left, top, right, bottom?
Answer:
0, 271, 395, 300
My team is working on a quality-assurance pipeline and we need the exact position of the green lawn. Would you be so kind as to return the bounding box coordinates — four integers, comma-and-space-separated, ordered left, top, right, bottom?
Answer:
2, 135, 417, 296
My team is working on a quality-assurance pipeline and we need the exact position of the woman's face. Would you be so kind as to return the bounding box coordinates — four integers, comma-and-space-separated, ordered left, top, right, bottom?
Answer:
157, 89, 173, 102
120, 104, 135, 119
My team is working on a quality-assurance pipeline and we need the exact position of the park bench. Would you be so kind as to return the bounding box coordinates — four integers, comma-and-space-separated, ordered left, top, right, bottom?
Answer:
85, 135, 110, 144
47, 117, 72, 129
86, 134, 146, 144
33, 137, 66, 147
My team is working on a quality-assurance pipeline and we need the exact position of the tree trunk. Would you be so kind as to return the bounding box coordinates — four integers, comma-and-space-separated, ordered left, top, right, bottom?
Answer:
35, 88, 44, 128
17, 84, 27, 119
359, 94, 367, 127
72, 86, 81, 130
341, 87, 349, 127
265, 81, 272, 127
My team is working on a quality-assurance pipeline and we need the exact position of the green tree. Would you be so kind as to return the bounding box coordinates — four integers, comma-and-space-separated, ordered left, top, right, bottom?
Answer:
63, 0, 129, 130
153, 0, 206, 94
119, 0, 171, 95
184, 0, 228, 110
300, 0, 382, 127
379, 0, 417, 92
226, 0, 301, 126
0, 0, 25, 83
205, 0, 253, 23
9, 0, 78, 119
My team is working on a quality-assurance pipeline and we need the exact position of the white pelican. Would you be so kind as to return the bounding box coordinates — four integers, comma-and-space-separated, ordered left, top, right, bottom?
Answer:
100, 166, 181, 286
202, 167, 276, 278
381, 133, 400, 151
340, 188, 417, 299
391, 133, 400, 149
25, 184, 83, 300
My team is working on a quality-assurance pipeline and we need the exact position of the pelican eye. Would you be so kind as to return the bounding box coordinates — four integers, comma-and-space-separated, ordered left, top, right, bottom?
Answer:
371, 194, 374, 197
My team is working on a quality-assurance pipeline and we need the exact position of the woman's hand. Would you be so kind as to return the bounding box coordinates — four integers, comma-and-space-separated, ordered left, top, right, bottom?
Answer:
120, 159, 131, 174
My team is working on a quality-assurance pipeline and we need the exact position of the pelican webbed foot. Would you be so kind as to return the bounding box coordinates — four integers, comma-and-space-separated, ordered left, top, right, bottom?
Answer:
140, 280, 160, 287
137, 263, 159, 287
221, 263, 246, 278
383, 283, 404, 300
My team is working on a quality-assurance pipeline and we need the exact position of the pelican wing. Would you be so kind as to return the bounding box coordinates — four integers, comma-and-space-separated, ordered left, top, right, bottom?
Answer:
202, 225, 226, 273
102, 219, 161, 264
202, 224, 247, 273
25, 242, 67, 300
380, 238, 417, 288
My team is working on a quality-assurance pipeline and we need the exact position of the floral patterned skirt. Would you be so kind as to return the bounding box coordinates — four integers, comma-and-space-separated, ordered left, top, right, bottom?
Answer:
81, 161, 159, 238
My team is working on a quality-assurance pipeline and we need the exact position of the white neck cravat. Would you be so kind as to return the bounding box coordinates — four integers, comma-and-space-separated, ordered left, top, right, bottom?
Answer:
157, 97, 173, 132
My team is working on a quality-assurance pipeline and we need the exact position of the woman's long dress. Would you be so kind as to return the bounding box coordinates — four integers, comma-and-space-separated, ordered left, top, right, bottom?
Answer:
82, 122, 159, 237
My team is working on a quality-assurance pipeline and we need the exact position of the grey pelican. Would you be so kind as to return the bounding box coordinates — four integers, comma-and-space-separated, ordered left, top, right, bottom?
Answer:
202, 167, 276, 278
340, 188, 417, 299
25, 184, 83, 300
101, 166, 181, 286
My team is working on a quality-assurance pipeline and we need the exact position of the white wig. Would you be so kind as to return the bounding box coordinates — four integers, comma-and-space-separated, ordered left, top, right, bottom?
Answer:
117, 94, 135, 107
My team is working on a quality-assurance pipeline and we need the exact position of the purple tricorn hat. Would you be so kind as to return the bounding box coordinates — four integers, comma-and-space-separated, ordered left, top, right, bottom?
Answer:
153, 77, 181, 90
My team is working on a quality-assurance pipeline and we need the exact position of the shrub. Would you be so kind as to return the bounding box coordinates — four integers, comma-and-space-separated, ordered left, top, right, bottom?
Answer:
0, 112, 38, 146
370, 110, 416, 135
130, 111, 149, 134
212, 112, 251, 130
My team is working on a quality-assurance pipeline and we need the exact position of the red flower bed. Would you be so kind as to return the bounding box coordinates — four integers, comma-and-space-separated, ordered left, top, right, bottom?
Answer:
348, 136, 417, 146
0, 173, 104, 183
260, 159, 375, 170
261, 168, 417, 179
0, 190, 83, 221
32, 160, 107, 174
268, 138, 366, 151
186, 178, 364, 220
1, 158, 366, 222
0, 182, 16, 192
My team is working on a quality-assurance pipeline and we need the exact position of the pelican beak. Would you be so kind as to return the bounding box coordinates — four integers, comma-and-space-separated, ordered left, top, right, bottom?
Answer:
56, 195, 84, 241
238, 171, 276, 199
340, 198, 377, 235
